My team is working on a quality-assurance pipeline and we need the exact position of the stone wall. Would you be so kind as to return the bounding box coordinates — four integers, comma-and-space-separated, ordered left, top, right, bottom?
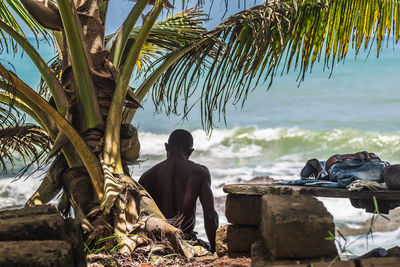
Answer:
219, 185, 400, 266
216, 194, 262, 256
0, 205, 85, 267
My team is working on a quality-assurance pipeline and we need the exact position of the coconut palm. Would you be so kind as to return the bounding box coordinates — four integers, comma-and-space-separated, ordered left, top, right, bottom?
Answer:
0, 0, 399, 257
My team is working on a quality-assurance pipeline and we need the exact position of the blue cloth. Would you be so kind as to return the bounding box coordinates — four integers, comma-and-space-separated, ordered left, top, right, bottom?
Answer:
273, 179, 341, 188
295, 152, 389, 188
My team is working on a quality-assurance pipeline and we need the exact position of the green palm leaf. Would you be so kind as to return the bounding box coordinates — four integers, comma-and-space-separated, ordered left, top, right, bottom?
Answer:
150, 0, 400, 132
105, 8, 207, 70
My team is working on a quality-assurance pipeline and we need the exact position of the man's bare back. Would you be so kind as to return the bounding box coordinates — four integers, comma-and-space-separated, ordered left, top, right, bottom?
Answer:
139, 130, 218, 252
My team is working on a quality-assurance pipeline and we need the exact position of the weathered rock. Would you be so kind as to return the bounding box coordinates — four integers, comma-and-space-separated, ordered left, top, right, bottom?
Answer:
0, 204, 58, 219
251, 240, 306, 267
251, 240, 354, 267
0, 205, 85, 267
64, 217, 87, 266
251, 240, 269, 267
0, 213, 67, 241
216, 224, 260, 256
358, 257, 400, 266
312, 260, 356, 267
260, 194, 337, 259
225, 194, 261, 225
387, 246, 400, 257
0, 240, 74, 267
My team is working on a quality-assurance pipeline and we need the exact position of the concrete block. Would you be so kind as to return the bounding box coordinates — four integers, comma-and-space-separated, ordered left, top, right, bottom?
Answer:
260, 194, 337, 259
0, 205, 85, 267
0, 240, 74, 267
359, 257, 400, 266
312, 260, 356, 267
251, 240, 311, 267
216, 224, 260, 256
225, 194, 261, 225
0, 213, 67, 241
251, 240, 354, 267
0, 205, 58, 219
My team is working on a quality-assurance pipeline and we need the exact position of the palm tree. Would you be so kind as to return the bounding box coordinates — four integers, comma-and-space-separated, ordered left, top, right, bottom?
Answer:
0, 0, 399, 257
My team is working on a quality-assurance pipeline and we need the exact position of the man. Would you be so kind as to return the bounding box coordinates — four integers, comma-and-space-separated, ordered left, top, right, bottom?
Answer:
139, 129, 219, 252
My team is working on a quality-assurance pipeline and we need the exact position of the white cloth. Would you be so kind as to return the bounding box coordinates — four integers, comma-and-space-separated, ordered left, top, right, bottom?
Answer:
346, 180, 387, 192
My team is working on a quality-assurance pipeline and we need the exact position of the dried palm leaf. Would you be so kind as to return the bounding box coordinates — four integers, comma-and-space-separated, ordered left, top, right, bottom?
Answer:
0, 105, 50, 176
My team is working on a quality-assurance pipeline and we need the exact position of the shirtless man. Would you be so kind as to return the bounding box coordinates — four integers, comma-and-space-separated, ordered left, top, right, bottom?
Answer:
139, 129, 219, 252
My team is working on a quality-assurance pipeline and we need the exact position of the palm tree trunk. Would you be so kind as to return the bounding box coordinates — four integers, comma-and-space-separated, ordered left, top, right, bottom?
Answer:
21, 0, 200, 257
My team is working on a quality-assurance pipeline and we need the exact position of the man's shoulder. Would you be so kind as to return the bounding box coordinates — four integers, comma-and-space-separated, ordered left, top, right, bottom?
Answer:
186, 160, 207, 170
140, 160, 168, 180
147, 160, 169, 171
187, 160, 210, 179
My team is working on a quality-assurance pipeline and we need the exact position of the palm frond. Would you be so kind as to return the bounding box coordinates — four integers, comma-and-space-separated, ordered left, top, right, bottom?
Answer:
38, 55, 61, 100
105, 7, 208, 70
0, 0, 51, 53
0, 105, 50, 176
137, 7, 208, 49
150, 0, 400, 132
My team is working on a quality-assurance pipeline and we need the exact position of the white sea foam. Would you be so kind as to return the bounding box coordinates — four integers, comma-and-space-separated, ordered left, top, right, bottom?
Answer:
371, 135, 400, 148
260, 162, 304, 180
208, 143, 263, 159
318, 198, 372, 223
191, 128, 236, 151
345, 223, 364, 229
211, 166, 254, 177
138, 127, 400, 163
245, 128, 284, 141
277, 154, 303, 162
137, 132, 169, 156
0, 176, 41, 209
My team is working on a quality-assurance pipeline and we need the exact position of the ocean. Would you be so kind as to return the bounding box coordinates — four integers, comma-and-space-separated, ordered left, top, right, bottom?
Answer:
1, 38, 400, 256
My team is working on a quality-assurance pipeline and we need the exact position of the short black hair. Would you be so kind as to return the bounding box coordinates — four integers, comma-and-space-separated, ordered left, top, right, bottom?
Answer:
168, 129, 193, 149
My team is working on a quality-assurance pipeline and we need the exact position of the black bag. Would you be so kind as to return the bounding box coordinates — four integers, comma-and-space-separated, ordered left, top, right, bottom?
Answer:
301, 151, 389, 187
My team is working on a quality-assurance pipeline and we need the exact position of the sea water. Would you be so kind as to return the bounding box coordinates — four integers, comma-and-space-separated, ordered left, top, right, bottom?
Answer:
1, 38, 400, 255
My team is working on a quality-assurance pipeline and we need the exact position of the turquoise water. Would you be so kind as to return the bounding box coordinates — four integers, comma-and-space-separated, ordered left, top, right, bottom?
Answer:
135, 45, 400, 133
1, 38, 400, 255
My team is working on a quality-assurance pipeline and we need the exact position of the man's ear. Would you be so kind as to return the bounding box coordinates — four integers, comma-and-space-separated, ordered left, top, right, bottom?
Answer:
188, 148, 194, 157
165, 143, 169, 151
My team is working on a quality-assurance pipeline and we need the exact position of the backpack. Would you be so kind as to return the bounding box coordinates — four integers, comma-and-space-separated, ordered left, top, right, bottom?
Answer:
300, 151, 389, 188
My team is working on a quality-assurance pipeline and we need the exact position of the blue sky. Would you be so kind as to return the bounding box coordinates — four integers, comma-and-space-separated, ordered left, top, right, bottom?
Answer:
13, 0, 263, 37
106, 0, 263, 33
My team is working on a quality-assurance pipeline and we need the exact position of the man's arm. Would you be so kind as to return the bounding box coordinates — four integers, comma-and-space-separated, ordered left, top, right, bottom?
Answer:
199, 168, 219, 252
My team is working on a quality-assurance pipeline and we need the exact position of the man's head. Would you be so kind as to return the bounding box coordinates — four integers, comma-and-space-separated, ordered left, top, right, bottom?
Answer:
165, 129, 194, 158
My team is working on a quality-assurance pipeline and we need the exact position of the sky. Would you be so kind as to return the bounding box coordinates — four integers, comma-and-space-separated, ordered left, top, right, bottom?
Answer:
11, 0, 264, 37
106, 0, 264, 33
